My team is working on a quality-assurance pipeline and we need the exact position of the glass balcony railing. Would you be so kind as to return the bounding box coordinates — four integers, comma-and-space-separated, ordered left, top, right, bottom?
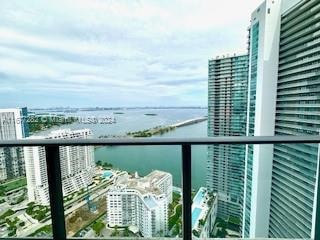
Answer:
0, 136, 320, 240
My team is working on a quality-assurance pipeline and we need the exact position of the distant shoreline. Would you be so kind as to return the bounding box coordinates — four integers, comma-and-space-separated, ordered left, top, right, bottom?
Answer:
30, 106, 208, 112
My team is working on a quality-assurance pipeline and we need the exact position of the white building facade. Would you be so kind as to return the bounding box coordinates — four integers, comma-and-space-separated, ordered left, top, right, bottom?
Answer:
0, 107, 29, 181
106, 170, 172, 237
269, 0, 320, 238
243, 0, 315, 238
24, 129, 95, 205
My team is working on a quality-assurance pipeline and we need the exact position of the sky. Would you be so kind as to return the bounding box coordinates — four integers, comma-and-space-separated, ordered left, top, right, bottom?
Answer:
0, 0, 262, 108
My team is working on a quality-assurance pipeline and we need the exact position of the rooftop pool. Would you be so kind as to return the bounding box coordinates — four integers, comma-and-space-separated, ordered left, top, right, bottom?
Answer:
193, 187, 206, 206
102, 170, 113, 178
191, 187, 208, 229
192, 207, 202, 228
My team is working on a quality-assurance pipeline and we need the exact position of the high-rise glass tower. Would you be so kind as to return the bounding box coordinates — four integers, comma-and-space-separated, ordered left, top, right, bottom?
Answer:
207, 54, 248, 228
0, 107, 29, 181
243, 0, 283, 236
243, 0, 319, 238
269, 0, 320, 238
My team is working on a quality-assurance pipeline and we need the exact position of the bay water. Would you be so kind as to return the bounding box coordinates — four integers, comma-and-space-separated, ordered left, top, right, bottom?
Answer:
35, 108, 208, 189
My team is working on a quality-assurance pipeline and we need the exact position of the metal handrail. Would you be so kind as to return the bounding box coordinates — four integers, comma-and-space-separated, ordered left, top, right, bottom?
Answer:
0, 135, 320, 146
1, 136, 320, 240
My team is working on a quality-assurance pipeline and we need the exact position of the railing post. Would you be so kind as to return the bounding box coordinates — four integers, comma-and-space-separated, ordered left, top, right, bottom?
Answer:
182, 144, 192, 240
45, 146, 66, 240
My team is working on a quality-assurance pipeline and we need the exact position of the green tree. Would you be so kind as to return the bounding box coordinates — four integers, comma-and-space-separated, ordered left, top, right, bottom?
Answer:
123, 227, 130, 237
168, 204, 182, 230
111, 225, 119, 237
36, 211, 46, 221
102, 162, 113, 168
192, 229, 200, 237
216, 228, 227, 237
27, 202, 35, 207
0, 209, 14, 219
0, 185, 5, 196
217, 218, 227, 229
92, 221, 105, 236
8, 229, 16, 237
199, 218, 205, 226
172, 223, 180, 236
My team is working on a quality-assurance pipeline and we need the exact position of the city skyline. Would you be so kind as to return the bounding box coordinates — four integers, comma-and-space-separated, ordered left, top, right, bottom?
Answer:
0, 0, 261, 108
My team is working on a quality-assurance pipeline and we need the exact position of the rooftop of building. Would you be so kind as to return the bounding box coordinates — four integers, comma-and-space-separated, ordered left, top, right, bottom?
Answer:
142, 169, 171, 183
111, 170, 171, 195
0, 107, 26, 113
209, 53, 248, 61
26, 128, 92, 139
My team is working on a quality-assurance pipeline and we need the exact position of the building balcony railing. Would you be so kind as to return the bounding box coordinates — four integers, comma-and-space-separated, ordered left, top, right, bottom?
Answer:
0, 135, 320, 240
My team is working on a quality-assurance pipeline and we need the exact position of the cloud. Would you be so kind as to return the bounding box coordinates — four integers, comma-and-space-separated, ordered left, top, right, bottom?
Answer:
0, 0, 262, 107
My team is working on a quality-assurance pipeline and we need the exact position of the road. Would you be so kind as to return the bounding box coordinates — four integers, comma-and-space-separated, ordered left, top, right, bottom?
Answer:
64, 183, 111, 217
17, 179, 112, 237
170, 117, 207, 128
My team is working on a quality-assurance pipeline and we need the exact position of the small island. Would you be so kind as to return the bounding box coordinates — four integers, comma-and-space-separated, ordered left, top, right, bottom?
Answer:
113, 112, 124, 115
144, 113, 157, 116
127, 125, 176, 137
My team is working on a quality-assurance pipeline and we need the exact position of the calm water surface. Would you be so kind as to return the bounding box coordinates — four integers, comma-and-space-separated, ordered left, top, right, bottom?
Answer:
35, 108, 208, 189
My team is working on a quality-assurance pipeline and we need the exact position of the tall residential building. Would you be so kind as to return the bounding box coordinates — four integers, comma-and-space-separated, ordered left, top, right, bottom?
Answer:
207, 54, 249, 227
106, 170, 172, 237
24, 129, 95, 205
242, 0, 283, 236
269, 0, 320, 238
0, 107, 29, 181
243, 0, 317, 238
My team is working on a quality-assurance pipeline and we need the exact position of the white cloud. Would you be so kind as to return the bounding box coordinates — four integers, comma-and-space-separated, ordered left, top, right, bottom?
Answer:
0, 0, 262, 107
